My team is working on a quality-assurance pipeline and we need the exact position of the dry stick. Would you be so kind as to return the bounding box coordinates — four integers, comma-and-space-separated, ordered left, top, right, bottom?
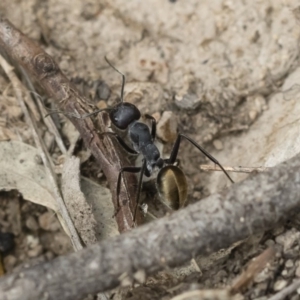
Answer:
199, 165, 268, 174
268, 279, 300, 300
230, 247, 275, 294
0, 17, 141, 232
0, 54, 83, 251
1, 152, 300, 299
20, 67, 68, 154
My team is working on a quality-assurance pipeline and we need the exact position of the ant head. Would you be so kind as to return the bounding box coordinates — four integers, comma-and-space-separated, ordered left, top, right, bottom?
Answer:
110, 103, 141, 130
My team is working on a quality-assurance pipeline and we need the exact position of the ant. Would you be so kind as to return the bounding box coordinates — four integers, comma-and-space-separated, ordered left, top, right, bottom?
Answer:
54, 57, 234, 221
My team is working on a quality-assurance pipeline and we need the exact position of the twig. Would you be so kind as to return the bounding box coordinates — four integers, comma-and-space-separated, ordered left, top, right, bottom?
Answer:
170, 290, 238, 300
199, 164, 268, 173
20, 66, 68, 154
0, 54, 83, 251
1, 150, 300, 299
230, 247, 275, 294
268, 279, 300, 300
0, 17, 141, 232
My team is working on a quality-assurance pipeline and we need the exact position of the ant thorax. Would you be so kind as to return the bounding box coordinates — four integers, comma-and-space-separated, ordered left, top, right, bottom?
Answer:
128, 121, 164, 175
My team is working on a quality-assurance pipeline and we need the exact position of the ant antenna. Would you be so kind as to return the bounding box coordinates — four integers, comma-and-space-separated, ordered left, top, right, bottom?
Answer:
104, 56, 125, 103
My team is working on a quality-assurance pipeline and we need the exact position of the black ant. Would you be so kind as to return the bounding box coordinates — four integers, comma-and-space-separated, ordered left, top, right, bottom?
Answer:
53, 57, 234, 221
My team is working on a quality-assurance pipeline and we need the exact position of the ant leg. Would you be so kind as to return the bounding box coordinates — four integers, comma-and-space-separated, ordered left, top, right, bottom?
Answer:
105, 56, 125, 103
44, 107, 112, 119
167, 133, 234, 183
134, 160, 146, 221
144, 114, 157, 140
99, 132, 138, 155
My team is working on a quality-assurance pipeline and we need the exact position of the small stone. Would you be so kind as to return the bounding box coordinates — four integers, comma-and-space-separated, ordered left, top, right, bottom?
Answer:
3, 255, 17, 272
275, 229, 300, 252
151, 112, 161, 123
28, 244, 43, 258
26, 235, 39, 248
156, 111, 178, 143
295, 265, 300, 277
133, 269, 146, 284
45, 251, 55, 261
248, 110, 257, 121
213, 139, 223, 150
38, 212, 61, 232
51, 233, 72, 255
96, 100, 108, 110
25, 216, 39, 231
273, 279, 287, 291
286, 259, 294, 268
119, 272, 133, 287
265, 239, 275, 247
175, 93, 201, 110
96, 81, 111, 100
254, 269, 269, 283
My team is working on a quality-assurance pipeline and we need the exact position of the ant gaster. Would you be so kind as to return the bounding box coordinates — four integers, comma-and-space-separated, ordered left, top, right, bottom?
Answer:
68, 57, 234, 221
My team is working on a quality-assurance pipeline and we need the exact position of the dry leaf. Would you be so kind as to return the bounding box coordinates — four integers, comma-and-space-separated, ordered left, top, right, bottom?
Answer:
0, 141, 57, 211
62, 156, 98, 245
0, 141, 118, 241
80, 177, 119, 240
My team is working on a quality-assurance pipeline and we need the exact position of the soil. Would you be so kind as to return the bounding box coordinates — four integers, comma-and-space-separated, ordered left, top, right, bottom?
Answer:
1, 1, 300, 299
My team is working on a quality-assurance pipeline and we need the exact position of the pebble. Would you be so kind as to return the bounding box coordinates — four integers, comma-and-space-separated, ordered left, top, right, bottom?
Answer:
151, 112, 161, 123
273, 279, 287, 291
52, 233, 72, 255
26, 235, 39, 248
265, 239, 275, 247
28, 244, 43, 258
213, 139, 223, 150
275, 229, 300, 252
175, 93, 201, 110
286, 259, 294, 268
295, 264, 300, 277
96, 81, 111, 101
254, 269, 269, 283
96, 100, 108, 109
156, 111, 178, 143
38, 212, 61, 232
3, 254, 17, 271
45, 253, 54, 263
25, 216, 39, 231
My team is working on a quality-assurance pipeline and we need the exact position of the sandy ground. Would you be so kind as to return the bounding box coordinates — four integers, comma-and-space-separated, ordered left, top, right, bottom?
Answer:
1, 1, 300, 299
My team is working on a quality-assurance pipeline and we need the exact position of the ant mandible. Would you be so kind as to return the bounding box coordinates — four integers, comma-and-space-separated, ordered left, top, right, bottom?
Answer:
69, 57, 234, 221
